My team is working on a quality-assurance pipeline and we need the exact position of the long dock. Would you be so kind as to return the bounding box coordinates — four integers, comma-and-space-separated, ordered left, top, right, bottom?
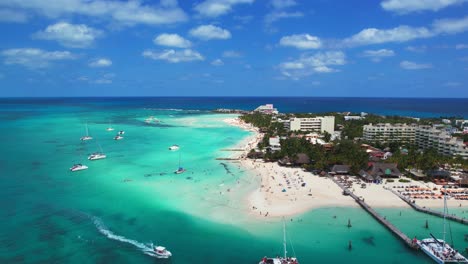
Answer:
386, 187, 468, 225
329, 177, 419, 249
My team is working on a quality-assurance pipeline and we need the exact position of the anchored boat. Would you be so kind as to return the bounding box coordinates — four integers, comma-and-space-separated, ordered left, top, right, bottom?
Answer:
417, 192, 468, 263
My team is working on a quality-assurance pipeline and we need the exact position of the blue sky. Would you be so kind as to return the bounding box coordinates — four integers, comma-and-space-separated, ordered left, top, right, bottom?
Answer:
0, 0, 467, 97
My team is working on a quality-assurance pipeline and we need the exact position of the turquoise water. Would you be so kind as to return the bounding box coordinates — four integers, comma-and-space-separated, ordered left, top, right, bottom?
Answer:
0, 101, 465, 263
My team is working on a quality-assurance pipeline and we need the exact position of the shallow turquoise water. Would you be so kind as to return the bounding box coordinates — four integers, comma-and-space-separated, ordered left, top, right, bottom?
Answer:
0, 101, 464, 263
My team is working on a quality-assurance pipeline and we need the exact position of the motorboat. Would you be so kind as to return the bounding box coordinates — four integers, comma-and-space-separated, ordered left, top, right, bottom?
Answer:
417, 192, 468, 263
153, 246, 172, 258
88, 152, 107, 160
118, 130, 125, 135
70, 164, 88, 172
114, 135, 124, 140
169, 145, 179, 150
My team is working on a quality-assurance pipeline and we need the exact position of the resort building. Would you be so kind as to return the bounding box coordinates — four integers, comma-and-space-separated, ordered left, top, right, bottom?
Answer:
254, 104, 278, 115
363, 123, 417, 143
288, 116, 335, 134
363, 123, 468, 158
415, 126, 468, 158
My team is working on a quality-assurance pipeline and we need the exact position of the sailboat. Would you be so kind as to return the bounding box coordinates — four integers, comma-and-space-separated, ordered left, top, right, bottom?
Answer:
88, 141, 106, 160
174, 152, 186, 174
70, 163, 88, 172
259, 219, 299, 264
106, 120, 114, 131
80, 123, 93, 141
416, 191, 468, 263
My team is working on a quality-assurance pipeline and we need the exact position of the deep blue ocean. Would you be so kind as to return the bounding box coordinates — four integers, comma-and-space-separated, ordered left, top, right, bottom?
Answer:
1, 97, 468, 118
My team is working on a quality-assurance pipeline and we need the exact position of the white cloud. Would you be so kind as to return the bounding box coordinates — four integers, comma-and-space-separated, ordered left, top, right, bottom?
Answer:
264, 11, 303, 25
211, 59, 224, 66
279, 34, 322, 49
33, 22, 102, 48
381, 0, 467, 14
456, 44, 468, 49
0, 0, 187, 26
342, 16, 468, 47
432, 16, 468, 34
222, 50, 242, 58
271, 0, 297, 9
279, 51, 346, 79
362, 49, 395, 62
89, 58, 112, 67
0, 9, 28, 23
153, 33, 191, 48
193, 0, 254, 17
142, 49, 204, 63
1, 48, 75, 68
400, 60, 432, 70
406, 45, 427, 52
189, 25, 231, 40
343, 26, 433, 46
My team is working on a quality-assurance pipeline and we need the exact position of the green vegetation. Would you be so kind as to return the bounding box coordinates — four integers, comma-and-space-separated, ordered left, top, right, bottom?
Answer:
398, 179, 411, 183
240, 112, 468, 174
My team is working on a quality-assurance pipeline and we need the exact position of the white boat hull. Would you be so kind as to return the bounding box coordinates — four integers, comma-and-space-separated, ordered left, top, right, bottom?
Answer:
80, 136, 93, 141
417, 239, 468, 263
70, 165, 88, 172
88, 155, 106, 160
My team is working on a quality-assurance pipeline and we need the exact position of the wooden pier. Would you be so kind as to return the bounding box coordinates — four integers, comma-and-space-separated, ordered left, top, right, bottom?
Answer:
215, 158, 240, 160
220, 149, 245, 151
329, 177, 419, 250
386, 187, 468, 225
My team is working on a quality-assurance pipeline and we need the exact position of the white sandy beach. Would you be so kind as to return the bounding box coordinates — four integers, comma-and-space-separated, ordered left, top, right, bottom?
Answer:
224, 117, 468, 218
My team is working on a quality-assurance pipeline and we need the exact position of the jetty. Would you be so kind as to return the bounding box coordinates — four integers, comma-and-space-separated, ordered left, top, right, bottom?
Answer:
330, 177, 419, 249
215, 158, 240, 160
386, 187, 468, 225
220, 149, 245, 151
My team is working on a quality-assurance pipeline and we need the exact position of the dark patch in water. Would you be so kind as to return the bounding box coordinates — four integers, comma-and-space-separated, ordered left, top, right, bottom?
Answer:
127, 217, 137, 226
362, 236, 375, 246
43, 140, 58, 144
220, 162, 233, 175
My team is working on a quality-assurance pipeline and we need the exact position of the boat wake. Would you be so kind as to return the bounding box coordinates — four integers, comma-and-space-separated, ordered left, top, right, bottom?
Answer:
92, 217, 166, 258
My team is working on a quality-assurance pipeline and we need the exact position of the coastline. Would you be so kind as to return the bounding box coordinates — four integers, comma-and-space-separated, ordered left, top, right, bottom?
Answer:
224, 116, 468, 219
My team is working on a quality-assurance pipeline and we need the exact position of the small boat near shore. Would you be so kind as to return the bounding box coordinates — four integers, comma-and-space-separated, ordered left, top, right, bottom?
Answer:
417, 192, 468, 263
70, 164, 88, 172
114, 135, 123, 140
169, 144, 179, 150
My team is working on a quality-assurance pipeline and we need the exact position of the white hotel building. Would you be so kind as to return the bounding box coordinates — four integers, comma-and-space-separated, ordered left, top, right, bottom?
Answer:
363, 123, 468, 158
285, 116, 335, 134
363, 123, 417, 143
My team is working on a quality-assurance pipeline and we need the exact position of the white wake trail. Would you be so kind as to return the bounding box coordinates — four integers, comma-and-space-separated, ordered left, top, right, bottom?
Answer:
92, 217, 163, 258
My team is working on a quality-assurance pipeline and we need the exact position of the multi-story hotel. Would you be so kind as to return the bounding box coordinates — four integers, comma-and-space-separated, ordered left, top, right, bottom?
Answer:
363, 123, 468, 158
363, 123, 417, 143
287, 116, 335, 134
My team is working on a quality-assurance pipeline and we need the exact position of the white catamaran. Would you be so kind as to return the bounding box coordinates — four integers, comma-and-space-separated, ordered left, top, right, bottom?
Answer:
259, 220, 299, 264
80, 123, 93, 141
417, 191, 468, 264
88, 142, 106, 160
